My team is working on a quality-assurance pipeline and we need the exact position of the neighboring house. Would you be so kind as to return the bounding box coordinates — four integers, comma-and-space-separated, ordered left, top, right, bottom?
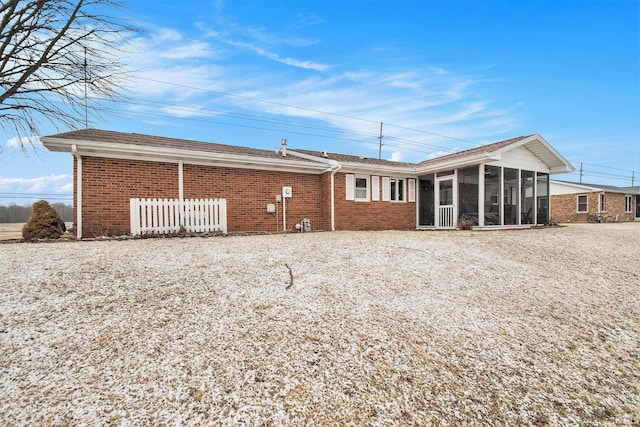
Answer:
42, 129, 574, 238
550, 180, 640, 223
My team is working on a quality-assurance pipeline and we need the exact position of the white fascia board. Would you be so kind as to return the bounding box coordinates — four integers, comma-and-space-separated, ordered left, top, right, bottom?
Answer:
338, 161, 417, 176
42, 137, 328, 174
550, 180, 602, 193
286, 149, 337, 165
414, 153, 493, 175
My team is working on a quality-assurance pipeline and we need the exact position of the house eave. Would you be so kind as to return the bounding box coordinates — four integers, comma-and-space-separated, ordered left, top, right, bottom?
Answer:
338, 161, 417, 175
414, 153, 493, 175
42, 137, 330, 174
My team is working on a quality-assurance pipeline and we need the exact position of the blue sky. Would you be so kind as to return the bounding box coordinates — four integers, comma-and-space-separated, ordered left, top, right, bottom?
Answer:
1, 0, 639, 205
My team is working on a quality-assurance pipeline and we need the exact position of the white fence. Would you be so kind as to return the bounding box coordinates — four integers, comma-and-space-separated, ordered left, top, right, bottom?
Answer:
130, 198, 227, 236
438, 205, 455, 228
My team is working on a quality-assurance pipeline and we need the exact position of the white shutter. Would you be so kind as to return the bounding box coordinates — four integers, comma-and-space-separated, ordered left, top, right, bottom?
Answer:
371, 176, 380, 201
345, 174, 355, 201
408, 179, 416, 203
381, 177, 390, 202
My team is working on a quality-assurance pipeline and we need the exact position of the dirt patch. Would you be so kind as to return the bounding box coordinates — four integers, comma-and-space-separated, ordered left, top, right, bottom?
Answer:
1, 224, 638, 425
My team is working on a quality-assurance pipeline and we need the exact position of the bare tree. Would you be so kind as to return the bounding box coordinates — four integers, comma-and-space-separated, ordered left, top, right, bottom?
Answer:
0, 0, 139, 149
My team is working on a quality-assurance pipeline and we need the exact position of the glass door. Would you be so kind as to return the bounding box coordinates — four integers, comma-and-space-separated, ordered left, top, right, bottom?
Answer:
436, 177, 455, 228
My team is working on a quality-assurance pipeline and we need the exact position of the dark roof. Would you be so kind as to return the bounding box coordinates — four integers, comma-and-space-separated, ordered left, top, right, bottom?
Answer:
295, 149, 415, 168
46, 128, 320, 164
46, 129, 560, 172
416, 135, 532, 167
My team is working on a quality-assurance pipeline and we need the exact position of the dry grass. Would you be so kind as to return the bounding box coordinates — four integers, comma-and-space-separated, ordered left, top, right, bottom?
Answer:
1, 224, 639, 425
0, 223, 25, 240
0, 223, 73, 241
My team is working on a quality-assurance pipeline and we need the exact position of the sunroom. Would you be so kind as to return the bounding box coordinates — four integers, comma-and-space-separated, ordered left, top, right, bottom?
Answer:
415, 134, 574, 229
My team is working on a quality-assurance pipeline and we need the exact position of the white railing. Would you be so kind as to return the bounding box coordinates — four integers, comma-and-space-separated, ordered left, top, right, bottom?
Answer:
438, 205, 455, 228
130, 198, 227, 236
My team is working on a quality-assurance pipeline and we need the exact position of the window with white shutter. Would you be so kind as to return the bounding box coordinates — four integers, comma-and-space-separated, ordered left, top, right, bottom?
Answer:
346, 174, 370, 201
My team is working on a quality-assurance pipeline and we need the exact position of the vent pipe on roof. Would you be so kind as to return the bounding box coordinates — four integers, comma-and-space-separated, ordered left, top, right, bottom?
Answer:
281, 138, 287, 157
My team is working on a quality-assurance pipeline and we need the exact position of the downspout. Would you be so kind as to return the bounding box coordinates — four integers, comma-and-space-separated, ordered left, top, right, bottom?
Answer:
329, 164, 342, 231
71, 144, 82, 239
178, 160, 184, 226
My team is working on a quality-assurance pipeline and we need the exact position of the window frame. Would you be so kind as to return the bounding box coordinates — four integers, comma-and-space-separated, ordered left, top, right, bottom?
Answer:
625, 195, 632, 213
389, 178, 406, 202
354, 175, 370, 202
599, 193, 606, 213
576, 194, 588, 213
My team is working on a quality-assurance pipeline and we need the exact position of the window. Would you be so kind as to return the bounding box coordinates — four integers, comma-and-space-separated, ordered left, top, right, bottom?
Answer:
345, 174, 370, 201
390, 178, 405, 202
599, 193, 606, 212
625, 195, 632, 212
577, 194, 588, 213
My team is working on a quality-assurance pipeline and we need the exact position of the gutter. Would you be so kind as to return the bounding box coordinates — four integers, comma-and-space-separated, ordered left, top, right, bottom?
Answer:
71, 144, 82, 239
42, 138, 329, 174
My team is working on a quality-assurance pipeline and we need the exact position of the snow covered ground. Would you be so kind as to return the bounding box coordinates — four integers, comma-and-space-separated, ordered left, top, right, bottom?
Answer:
1, 224, 639, 425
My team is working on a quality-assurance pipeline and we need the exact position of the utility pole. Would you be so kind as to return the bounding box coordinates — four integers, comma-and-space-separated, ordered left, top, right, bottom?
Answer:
579, 162, 583, 183
378, 122, 383, 160
632, 170, 635, 186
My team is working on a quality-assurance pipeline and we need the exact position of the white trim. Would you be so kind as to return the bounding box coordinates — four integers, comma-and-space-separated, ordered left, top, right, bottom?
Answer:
576, 194, 588, 213
381, 177, 390, 202
371, 175, 380, 201
42, 138, 330, 175
599, 192, 606, 213
330, 164, 341, 231
345, 174, 355, 201
354, 175, 370, 202
408, 179, 416, 203
389, 178, 407, 202
71, 145, 82, 239
178, 160, 184, 202
478, 165, 485, 227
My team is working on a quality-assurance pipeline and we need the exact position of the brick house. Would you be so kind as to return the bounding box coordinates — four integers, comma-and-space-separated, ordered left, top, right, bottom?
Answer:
42, 129, 574, 238
550, 180, 640, 223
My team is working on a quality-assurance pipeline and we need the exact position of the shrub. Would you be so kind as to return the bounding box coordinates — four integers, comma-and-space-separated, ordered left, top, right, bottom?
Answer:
458, 218, 474, 230
22, 200, 67, 240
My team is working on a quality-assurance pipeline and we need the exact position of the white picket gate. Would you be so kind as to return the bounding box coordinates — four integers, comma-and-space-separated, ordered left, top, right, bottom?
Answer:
130, 198, 227, 236
438, 205, 455, 228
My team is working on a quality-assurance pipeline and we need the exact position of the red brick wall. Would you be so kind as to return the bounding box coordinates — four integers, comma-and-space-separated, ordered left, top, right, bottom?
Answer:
603, 193, 636, 222
76, 158, 419, 236
551, 192, 636, 223
332, 173, 416, 230
183, 165, 327, 232
79, 157, 178, 236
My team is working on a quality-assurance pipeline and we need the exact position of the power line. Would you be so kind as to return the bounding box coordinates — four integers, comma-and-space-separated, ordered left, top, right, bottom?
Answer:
101, 79, 639, 180
132, 76, 381, 125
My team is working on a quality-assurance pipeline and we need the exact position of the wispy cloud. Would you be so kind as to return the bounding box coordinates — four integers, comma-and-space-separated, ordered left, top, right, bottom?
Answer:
0, 174, 72, 194
115, 15, 519, 161
226, 40, 330, 71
